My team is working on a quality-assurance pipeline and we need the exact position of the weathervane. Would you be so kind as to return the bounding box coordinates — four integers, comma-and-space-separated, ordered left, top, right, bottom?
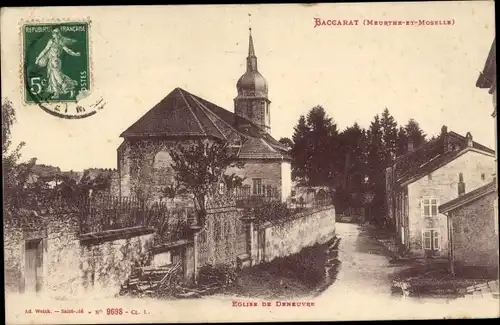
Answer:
248, 13, 252, 33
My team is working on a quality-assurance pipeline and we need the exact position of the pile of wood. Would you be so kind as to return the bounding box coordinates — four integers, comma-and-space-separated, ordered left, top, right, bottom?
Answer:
119, 261, 183, 298
119, 261, 231, 299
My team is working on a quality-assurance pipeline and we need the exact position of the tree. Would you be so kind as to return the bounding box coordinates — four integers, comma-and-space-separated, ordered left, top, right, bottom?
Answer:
334, 123, 368, 210
380, 108, 398, 165
278, 137, 294, 150
405, 118, 427, 149
222, 173, 246, 193
2, 99, 37, 212
366, 114, 386, 224
169, 139, 243, 226
366, 115, 384, 183
291, 115, 310, 180
396, 126, 407, 157
305, 106, 339, 185
55, 170, 111, 199
337, 123, 367, 192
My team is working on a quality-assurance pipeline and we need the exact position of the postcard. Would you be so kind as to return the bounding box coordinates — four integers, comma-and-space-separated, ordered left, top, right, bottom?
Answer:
1, 2, 498, 324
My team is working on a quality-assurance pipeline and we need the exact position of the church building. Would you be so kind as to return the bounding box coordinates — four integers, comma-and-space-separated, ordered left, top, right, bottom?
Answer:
117, 29, 292, 203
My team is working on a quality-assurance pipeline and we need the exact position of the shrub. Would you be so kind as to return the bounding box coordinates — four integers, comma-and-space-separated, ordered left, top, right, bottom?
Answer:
198, 264, 237, 286
252, 201, 292, 224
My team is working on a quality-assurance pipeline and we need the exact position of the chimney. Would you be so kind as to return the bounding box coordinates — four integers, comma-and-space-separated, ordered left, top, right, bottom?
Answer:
407, 138, 414, 152
465, 132, 473, 147
442, 125, 451, 152
458, 173, 466, 196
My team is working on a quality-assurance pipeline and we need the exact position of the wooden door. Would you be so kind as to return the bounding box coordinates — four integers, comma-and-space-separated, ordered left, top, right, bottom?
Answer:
25, 239, 43, 293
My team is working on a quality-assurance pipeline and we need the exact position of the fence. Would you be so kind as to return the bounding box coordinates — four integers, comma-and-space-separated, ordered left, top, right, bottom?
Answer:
286, 197, 333, 214
79, 194, 195, 243
232, 185, 281, 208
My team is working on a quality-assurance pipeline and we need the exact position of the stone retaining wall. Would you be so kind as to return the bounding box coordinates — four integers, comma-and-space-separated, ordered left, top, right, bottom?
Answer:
256, 206, 336, 264
4, 212, 154, 298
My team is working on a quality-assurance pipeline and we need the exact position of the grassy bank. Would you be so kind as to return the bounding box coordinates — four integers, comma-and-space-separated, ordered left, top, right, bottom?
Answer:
224, 237, 340, 299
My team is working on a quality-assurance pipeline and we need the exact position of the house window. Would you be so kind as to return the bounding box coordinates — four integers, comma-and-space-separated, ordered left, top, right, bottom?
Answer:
253, 178, 263, 195
422, 229, 440, 250
428, 174, 432, 181
422, 197, 439, 217
218, 182, 225, 195
481, 173, 486, 181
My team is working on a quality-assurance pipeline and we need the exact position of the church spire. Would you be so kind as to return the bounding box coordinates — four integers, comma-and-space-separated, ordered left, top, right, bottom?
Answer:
246, 28, 258, 71
248, 28, 255, 57
235, 23, 271, 133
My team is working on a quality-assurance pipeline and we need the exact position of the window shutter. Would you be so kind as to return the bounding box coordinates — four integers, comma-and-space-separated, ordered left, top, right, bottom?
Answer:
433, 230, 440, 250
420, 197, 424, 218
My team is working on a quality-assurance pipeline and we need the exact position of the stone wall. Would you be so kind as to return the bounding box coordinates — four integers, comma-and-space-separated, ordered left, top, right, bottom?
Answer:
118, 139, 197, 201
4, 211, 155, 298
196, 206, 246, 270
227, 160, 282, 197
407, 150, 496, 257
452, 191, 499, 272
256, 206, 336, 264
4, 212, 82, 296
234, 97, 270, 132
280, 161, 292, 202
80, 230, 154, 297
118, 139, 285, 202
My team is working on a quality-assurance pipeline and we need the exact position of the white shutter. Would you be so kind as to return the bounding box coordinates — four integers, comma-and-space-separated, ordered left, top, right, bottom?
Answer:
433, 230, 440, 250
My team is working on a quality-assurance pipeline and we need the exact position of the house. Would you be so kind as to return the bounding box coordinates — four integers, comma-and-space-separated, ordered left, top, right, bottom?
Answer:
438, 180, 498, 277
385, 125, 496, 259
476, 38, 496, 118
117, 28, 292, 203
436, 37, 499, 283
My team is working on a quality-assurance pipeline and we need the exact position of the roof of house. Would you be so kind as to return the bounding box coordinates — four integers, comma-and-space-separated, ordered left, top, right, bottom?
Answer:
476, 38, 496, 90
120, 87, 290, 160
439, 180, 497, 214
392, 128, 495, 187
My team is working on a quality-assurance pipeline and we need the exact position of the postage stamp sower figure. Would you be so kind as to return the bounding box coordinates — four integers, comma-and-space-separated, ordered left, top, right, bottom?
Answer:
23, 23, 90, 104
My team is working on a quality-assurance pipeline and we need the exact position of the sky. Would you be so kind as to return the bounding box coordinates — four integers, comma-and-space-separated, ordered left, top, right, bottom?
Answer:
1, 2, 496, 171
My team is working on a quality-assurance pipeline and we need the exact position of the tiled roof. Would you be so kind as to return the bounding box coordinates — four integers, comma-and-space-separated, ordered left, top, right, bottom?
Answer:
476, 38, 496, 90
439, 180, 497, 213
120, 88, 226, 139
120, 87, 290, 160
393, 130, 495, 186
238, 137, 285, 159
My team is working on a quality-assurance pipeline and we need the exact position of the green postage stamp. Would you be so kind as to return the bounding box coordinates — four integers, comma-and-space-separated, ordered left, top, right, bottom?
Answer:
23, 22, 90, 104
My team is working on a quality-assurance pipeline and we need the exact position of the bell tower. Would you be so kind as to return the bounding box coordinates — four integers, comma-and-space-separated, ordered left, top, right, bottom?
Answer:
234, 28, 271, 133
